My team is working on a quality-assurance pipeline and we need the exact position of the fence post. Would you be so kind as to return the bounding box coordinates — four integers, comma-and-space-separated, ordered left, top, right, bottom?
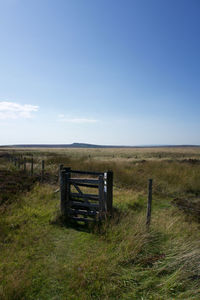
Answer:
59, 164, 63, 183
31, 157, 33, 176
24, 157, 26, 172
65, 168, 71, 216
41, 160, 45, 182
60, 167, 71, 216
60, 170, 67, 216
99, 174, 105, 219
106, 170, 113, 215
14, 158, 17, 166
12, 152, 15, 164
17, 158, 21, 169
146, 179, 153, 228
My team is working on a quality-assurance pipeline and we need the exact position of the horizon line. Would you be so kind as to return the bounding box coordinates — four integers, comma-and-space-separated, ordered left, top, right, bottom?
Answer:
1, 143, 200, 148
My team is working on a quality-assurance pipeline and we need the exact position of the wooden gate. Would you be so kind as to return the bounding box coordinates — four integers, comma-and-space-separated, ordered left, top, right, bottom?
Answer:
60, 167, 113, 222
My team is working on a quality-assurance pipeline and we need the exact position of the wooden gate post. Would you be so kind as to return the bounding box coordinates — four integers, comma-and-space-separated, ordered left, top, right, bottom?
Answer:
41, 160, 45, 182
99, 174, 105, 218
60, 168, 71, 216
17, 158, 20, 169
31, 157, 33, 176
146, 179, 153, 228
24, 157, 26, 172
60, 170, 67, 216
59, 164, 63, 183
65, 168, 71, 216
106, 170, 113, 215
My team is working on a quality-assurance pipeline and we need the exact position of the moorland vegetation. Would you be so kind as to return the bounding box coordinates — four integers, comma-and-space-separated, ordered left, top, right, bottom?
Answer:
0, 147, 200, 299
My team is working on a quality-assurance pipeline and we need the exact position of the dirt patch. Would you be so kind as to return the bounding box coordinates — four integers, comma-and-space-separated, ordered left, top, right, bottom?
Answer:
180, 159, 200, 164
0, 169, 38, 207
172, 197, 200, 221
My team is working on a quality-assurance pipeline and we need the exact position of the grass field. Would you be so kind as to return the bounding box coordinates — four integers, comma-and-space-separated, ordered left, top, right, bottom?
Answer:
1, 147, 200, 299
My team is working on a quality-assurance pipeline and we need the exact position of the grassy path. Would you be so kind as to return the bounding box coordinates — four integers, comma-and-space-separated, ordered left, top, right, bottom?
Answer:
1, 183, 200, 299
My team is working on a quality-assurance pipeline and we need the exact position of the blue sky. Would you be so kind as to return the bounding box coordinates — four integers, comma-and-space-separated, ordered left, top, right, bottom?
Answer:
0, 0, 200, 145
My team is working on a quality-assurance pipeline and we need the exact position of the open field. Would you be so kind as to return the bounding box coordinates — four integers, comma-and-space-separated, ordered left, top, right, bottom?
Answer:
1, 147, 200, 299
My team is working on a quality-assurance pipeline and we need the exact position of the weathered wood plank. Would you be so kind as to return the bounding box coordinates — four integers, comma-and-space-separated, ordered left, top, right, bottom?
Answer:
31, 157, 33, 176
65, 169, 71, 216
70, 201, 99, 209
69, 209, 97, 216
69, 181, 99, 188
70, 193, 99, 201
24, 157, 26, 172
99, 174, 105, 214
17, 158, 20, 169
70, 178, 99, 185
60, 170, 67, 215
70, 217, 94, 222
106, 170, 113, 215
73, 183, 83, 195
69, 170, 104, 176
58, 164, 63, 183
71, 182, 99, 188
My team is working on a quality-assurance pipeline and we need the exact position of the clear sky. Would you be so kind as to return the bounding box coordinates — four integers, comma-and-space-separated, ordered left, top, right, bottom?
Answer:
0, 0, 200, 145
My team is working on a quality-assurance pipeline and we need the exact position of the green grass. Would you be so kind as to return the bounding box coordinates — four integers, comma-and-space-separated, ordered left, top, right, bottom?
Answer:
1, 148, 200, 299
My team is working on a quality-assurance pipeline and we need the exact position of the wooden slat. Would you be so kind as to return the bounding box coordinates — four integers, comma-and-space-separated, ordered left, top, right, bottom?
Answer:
70, 182, 99, 189
73, 184, 83, 195
66, 170, 71, 214
70, 170, 104, 176
70, 217, 94, 222
60, 170, 67, 215
70, 178, 99, 185
70, 193, 99, 201
99, 174, 105, 213
70, 201, 99, 210
106, 170, 113, 214
69, 209, 97, 216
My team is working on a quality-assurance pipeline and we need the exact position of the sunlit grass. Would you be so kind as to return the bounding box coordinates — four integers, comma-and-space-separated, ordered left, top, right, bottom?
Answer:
1, 147, 200, 299
1, 184, 200, 299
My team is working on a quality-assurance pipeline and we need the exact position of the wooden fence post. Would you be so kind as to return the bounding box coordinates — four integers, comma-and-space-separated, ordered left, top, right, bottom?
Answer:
106, 170, 113, 215
14, 158, 17, 166
31, 157, 33, 176
60, 170, 67, 216
65, 168, 71, 216
60, 167, 71, 216
59, 164, 63, 183
17, 158, 20, 169
146, 179, 153, 228
41, 160, 45, 182
99, 174, 105, 218
24, 157, 26, 172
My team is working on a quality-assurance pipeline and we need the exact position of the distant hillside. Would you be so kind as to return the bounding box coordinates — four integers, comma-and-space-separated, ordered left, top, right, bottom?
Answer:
1, 143, 200, 148
2, 143, 106, 148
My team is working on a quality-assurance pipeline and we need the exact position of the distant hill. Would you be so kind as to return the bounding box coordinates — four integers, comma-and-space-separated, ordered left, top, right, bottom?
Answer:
1, 143, 200, 148
1, 143, 122, 148
1, 143, 106, 148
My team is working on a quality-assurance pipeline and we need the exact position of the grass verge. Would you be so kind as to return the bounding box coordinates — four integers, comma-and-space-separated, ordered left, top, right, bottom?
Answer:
0, 182, 200, 299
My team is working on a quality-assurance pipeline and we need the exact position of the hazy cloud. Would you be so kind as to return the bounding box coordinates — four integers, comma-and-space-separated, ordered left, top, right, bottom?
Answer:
0, 101, 39, 119
58, 114, 98, 123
